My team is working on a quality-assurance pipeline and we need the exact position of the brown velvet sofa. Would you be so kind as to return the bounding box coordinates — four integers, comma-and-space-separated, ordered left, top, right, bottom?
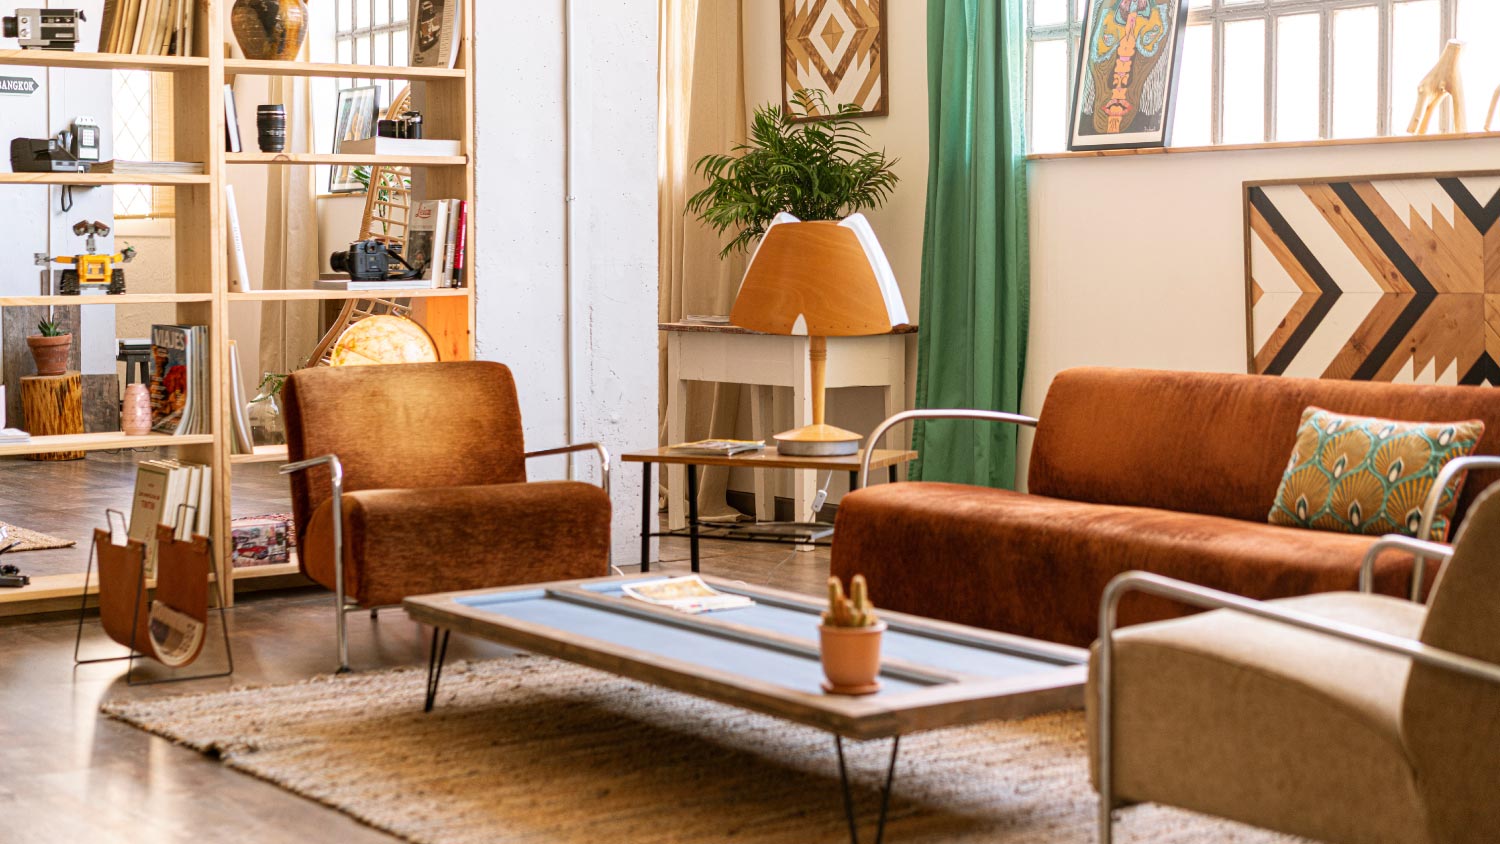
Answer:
831, 368, 1500, 647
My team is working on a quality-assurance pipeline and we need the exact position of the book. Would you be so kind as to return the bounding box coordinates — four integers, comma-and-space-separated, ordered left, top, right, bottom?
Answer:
225, 184, 251, 291
98, 0, 119, 52
230, 517, 291, 568
622, 576, 754, 614
410, 0, 462, 69
0, 429, 29, 444
406, 199, 450, 286
223, 84, 242, 153
91, 160, 205, 175
128, 461, 171, 577
441, 198, 462, 287
667, 439, 766, 456
450, 199, 468, 287
150, 324, 208, 435
227, 341, 254, 454
338, 136, 461, 157
313, 278, 431, 292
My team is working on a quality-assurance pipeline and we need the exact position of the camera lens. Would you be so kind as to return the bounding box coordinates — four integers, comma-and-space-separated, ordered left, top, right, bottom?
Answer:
2, 18, 17, 39
330, 250, 350, 273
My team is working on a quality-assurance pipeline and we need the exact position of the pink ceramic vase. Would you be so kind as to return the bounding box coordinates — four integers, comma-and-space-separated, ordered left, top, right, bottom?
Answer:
122, 383, 152, 436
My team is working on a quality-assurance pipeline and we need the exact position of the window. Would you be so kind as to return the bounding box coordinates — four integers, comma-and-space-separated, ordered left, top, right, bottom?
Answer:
1026, 0, 1500, 153
333, 0, 410, 108
113, 69, 175, 218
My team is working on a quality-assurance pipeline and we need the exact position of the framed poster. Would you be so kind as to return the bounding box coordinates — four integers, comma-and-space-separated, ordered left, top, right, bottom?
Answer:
329, 86, 379, 194
1067, 0, 1189, 152
1244, 171, 1500, 386
780, 0, 887, 122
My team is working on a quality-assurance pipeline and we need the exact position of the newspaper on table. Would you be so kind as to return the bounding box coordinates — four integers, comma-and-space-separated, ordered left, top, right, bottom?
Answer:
621, 575, 754, 614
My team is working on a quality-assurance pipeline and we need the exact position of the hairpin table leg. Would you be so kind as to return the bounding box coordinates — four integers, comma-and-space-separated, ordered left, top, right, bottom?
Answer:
834, 734, 901, 844
424, 627, 450, 713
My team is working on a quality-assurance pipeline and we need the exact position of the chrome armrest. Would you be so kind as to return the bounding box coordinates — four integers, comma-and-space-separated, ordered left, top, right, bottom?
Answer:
1359, 535, 1453, 594
278, 454, 345, 568
859, 409, 1039, 489
1413, 456, 1500, 599
526, 442, 612, 498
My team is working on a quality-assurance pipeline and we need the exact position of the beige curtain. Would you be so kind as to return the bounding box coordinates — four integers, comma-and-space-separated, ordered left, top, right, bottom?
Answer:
259, 66, 321, 375
658, 0, 749, 520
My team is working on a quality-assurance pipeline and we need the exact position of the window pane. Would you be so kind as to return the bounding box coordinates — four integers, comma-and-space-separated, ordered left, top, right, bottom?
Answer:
1029, 38, 1070, 153
394, 29, 409, 66
356, 35, 371, 65
1458, 0, 1500, 130
337, 38, 352, 65
1033, 0, 1067, 27
1393, 1, 1441, 134
1189, 0, 1211, 8
1332, 6, 1379, 138
375, 0, 391, 27
355, 0, 370, 29
1222, 19, 1266, 143
1171, 24, 1213, 146
1275, 14, 1320, 141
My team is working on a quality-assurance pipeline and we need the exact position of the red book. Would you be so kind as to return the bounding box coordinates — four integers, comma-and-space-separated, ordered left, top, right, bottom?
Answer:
451, 200, 468, 287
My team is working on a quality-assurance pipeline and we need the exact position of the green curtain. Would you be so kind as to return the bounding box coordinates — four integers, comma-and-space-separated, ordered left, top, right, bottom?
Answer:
910, 0, 1030, 488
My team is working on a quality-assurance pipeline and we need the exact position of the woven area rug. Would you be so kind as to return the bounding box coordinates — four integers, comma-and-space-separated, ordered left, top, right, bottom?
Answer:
103, 656, 1303, 844
0, 522, 75, 552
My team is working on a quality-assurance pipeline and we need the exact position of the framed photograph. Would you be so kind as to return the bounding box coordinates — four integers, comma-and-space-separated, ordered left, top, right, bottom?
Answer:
329, 86, 380, 194
1067, 0, 1190, 152
780, 0, 887, 122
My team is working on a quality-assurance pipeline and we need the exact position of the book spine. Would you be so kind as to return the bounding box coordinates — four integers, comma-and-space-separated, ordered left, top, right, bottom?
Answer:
441, 198, 460, 287
450, 199, 468, 287
225, 185, 251, 292
98, 0, 118, 53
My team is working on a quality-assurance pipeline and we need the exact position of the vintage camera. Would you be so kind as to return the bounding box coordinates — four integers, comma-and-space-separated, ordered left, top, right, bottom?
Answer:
378, 110, 424, 140
3, 8, 85, 51
10, 138, 88, 173
330, 240, 421, 282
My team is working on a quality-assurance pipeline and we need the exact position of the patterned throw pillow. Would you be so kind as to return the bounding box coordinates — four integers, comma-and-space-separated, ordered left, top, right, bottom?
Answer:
1268, 408, 1485, 541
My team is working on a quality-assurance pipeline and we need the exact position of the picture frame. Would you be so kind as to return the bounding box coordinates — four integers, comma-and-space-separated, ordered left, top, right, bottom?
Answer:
780, 0, 888, 122
329, 86, 380, 194
1067, 0, 1190, 152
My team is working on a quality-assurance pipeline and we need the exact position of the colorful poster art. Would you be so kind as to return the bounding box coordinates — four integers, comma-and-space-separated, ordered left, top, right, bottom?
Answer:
1068, 0, 1190, 151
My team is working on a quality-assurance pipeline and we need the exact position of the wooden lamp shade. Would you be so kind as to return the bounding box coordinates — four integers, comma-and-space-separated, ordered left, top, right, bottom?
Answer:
730, 220, 903, 456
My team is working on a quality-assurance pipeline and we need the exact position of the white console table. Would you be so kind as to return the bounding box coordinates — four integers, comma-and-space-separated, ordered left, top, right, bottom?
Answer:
662, 321, 916, 530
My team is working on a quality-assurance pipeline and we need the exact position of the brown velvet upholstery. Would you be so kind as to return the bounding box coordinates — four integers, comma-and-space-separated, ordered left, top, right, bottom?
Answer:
283, 362, 611, 607
832, 368, 1500, 646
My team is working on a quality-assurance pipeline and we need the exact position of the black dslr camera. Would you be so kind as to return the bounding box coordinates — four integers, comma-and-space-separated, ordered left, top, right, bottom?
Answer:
330, 240, 422, 282
3, 8, 85, 51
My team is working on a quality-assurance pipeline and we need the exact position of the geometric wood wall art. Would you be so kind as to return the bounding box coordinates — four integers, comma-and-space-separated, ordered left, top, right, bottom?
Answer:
1245, 173, 1500, 386
781, 0, 887, 122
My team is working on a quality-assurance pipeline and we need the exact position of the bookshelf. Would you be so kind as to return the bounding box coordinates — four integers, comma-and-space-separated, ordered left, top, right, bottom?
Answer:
0, 0, 476, 612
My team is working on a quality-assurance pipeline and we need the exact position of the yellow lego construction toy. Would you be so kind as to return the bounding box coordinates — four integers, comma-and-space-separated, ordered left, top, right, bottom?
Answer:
34, 220, 135, 295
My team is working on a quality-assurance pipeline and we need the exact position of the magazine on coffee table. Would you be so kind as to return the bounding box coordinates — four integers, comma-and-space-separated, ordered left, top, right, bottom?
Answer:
621, 575, 754, 614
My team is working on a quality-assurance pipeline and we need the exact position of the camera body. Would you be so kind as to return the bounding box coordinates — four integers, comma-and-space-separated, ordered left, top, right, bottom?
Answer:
378, 111, 424, 140
2, 8, 84, 50
331, 240, 406, 281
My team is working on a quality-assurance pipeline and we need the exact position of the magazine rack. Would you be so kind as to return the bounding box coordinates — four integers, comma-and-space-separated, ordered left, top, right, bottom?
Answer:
73, 510, 234, 685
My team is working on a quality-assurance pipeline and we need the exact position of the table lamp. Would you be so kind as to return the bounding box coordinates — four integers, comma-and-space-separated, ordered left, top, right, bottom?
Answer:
730, 212, 909, 456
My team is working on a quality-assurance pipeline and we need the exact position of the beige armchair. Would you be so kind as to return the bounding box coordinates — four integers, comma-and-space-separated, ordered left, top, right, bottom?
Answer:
1089, 475, 1500, 844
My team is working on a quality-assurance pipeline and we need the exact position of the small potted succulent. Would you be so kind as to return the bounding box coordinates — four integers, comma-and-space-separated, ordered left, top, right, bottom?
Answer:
819, 574, 886, 695
27, 319, 72, 377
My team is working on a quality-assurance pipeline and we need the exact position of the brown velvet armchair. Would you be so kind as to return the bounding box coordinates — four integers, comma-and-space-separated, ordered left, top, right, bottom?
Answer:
280, 361, 612, 671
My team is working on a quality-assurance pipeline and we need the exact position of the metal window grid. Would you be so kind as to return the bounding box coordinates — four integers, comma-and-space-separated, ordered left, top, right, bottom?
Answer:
334, 0, 411, 102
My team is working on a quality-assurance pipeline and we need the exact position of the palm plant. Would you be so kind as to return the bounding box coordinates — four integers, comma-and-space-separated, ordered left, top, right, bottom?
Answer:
687, 89, 899, 257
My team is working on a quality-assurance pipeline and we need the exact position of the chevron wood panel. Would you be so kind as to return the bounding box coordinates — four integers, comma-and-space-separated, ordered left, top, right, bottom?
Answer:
1246, 173, 1500, 387
780, 0, 887, 120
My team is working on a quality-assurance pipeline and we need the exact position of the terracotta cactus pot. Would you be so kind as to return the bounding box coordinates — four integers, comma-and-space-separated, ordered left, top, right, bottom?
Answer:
26, 334, 71, 377
231, 0, 308, 61
819, 621, 886, 695
122, 383, 152, 436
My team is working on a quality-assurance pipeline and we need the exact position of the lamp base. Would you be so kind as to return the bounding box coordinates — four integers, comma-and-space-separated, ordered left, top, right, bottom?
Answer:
774, 424, 862, 457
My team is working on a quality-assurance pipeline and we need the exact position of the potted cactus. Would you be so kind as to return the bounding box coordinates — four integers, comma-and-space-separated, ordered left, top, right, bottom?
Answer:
819, 574, 887, 695
27, 319, 72, 377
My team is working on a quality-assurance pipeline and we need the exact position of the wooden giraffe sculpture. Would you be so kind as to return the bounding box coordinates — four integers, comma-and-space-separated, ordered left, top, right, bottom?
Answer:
1408, 40, 1467, 135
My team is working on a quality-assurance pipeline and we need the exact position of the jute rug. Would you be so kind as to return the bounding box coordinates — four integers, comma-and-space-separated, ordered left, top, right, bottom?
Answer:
103, 656, 1304, 844
0, 522, 75, 552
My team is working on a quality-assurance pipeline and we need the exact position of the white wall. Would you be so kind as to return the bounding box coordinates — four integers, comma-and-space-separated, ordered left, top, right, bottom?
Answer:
473, 0, 658, 560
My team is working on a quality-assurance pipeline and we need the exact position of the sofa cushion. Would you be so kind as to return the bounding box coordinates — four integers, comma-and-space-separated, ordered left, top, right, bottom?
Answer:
1268, 407, 1483, 541
1086, 592, 1429, 844
830, 482, 1435, 647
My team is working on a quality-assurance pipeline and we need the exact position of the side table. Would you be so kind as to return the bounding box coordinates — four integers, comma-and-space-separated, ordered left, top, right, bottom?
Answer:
21, 372, 84, 461
622, 446, 918, 573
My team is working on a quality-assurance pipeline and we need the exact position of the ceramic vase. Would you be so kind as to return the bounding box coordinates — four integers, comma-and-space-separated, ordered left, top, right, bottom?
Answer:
818, 621, 886, 695
26, 335, 71, 377
231, 0, 308, 62
122, 384, 152, 436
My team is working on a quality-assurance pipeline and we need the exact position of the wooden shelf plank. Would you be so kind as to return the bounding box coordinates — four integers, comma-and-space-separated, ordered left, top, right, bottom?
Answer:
0, 572, 92, 605
224, 58, 465, 80
232, 562, 301, 579
0, 293, 213, 307
0, 50, 208, 72
230, 445, 288, 464
227, 288, 470, 302
225, 152, 466, 167
0, 173, 209, 186
0, 432, 214, 458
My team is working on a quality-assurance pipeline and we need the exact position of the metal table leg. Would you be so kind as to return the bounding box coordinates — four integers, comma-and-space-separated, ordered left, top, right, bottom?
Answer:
888, 465, 897, 485
687, 463, 700, 573
834, 734, 901, 844
424, 627, 450, 713
640, 461, 653, 573
848, 470, 859, 492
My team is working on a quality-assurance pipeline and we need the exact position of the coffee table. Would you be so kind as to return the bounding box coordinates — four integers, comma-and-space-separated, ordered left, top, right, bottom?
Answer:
405, 575, 1087, 843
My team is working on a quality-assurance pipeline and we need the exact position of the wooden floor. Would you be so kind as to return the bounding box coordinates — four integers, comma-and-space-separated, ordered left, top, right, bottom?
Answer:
0, 535, 830, 843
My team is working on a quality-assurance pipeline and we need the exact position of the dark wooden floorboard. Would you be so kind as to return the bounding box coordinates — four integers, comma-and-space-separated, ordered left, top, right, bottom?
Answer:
0, 536, 830, 842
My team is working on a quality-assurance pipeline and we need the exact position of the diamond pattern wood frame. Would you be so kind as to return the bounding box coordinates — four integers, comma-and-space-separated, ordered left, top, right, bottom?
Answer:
1246, 173, 1500, 386
780, 0, 887, 121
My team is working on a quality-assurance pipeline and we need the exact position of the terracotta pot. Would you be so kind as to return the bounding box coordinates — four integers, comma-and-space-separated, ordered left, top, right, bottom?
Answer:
122, 383, 152, 436
231, 0, 308, 61
26, 335, 71, 377
819, 621, 886, 695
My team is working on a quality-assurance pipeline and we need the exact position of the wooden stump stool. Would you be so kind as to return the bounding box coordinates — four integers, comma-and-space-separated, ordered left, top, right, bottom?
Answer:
21, 372, 84, 461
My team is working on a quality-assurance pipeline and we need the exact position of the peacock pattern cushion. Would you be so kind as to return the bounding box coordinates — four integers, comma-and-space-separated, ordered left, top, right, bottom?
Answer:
1268, 407, 1485, 541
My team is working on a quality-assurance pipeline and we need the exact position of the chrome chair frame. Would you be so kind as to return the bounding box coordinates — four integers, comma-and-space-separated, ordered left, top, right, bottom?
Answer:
281, 441, 611, 673
1411, 455, 1500, 600
1095, 567, 1500, 844
858, 409, 1038, 489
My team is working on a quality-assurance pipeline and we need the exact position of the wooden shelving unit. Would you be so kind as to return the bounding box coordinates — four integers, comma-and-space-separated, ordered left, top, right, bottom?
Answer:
0, 0, 477, 612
